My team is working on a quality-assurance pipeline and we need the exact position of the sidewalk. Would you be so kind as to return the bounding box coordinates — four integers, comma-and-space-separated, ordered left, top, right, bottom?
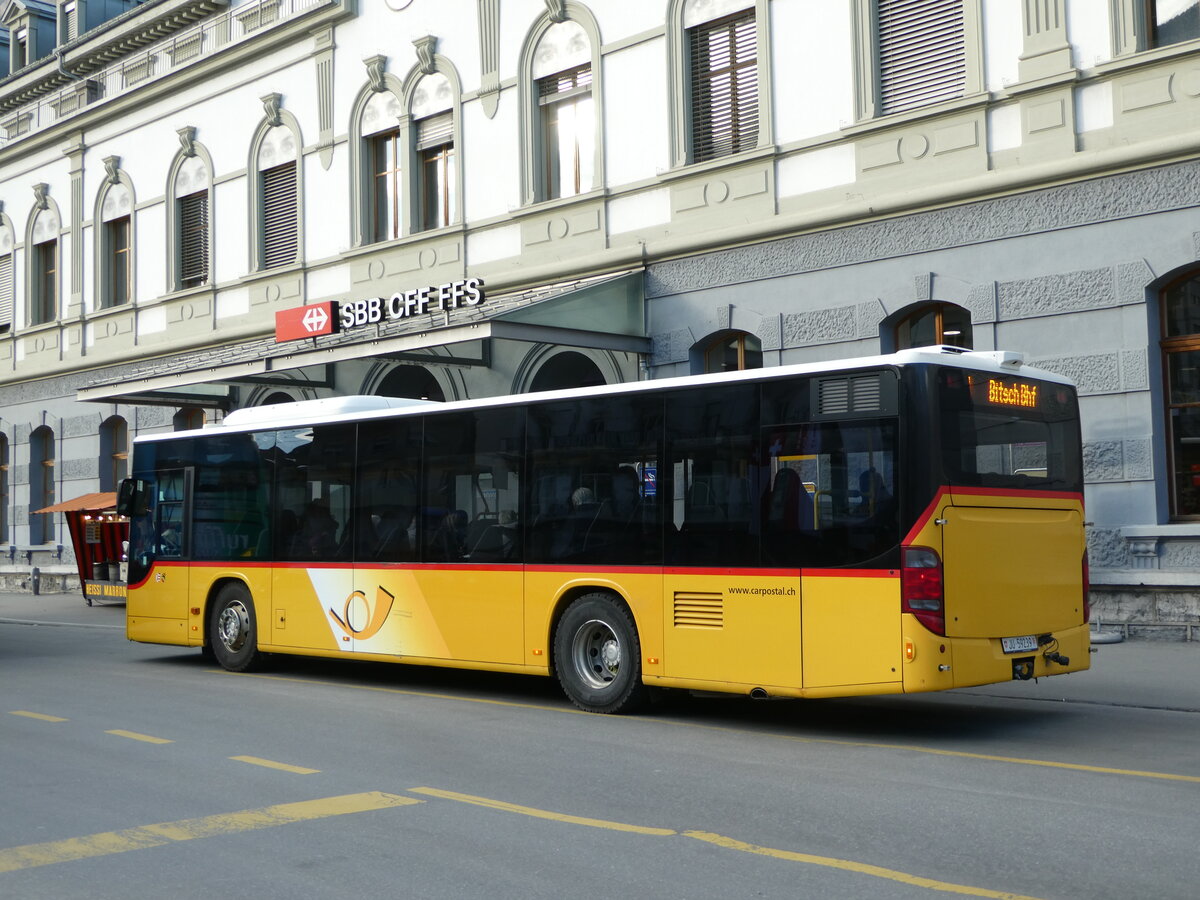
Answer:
3, 590, 1198, 711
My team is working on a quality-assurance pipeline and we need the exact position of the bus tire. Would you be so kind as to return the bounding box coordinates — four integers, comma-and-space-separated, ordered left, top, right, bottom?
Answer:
554, 592, 646, 714
209, 583, 262, 673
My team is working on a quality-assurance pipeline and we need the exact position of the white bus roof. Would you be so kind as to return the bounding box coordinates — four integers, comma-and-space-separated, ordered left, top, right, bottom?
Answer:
136, 346, 1072, 443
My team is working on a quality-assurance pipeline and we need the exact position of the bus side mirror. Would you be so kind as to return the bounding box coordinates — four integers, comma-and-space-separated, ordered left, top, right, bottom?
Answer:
116, 478, 150, 517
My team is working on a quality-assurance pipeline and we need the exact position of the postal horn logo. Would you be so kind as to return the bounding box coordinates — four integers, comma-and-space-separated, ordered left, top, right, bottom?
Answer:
329, 586, 395, 640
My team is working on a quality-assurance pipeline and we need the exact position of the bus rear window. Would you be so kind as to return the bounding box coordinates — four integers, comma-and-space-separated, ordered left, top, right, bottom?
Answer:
937, 369, 1082, 492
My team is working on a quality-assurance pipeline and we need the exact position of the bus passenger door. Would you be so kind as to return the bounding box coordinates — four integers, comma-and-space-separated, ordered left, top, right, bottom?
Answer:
127, 468, 192, 645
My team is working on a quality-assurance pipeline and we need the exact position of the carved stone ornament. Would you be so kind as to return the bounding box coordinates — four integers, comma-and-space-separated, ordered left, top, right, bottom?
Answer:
32, 183, 49, 210
364, 54, 387, 93
544, 0, 567, 23
177, 126, 197, 158
103, 156, 121, 185
261, 92, 283, 127
414, 35, 437, 75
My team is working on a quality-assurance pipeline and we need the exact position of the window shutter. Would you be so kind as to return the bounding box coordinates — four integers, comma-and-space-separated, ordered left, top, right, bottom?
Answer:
538, 64, 592, 102
178, 192, 209, 287
416, 112, 453, 151
877, 0, 965, 115
261, 162, 297, 269
0, 255, 12, 331
689, 10, 758, 164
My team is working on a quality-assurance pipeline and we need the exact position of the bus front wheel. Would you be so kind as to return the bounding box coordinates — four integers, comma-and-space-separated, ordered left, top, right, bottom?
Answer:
554, 592, 646, 714
209, 583, 262, 672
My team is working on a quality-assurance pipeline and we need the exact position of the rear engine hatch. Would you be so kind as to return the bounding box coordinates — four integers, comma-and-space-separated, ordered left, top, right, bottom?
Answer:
941, 504, 1083, 638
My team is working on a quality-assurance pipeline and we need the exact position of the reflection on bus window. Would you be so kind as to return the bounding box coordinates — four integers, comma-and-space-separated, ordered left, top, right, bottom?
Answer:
762, 420, 898, 567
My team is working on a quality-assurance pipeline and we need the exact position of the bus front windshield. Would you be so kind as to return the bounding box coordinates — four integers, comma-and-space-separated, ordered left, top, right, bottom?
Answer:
937, 368, 1082, 493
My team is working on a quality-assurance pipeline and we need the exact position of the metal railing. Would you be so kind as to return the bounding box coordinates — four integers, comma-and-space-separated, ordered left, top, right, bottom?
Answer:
0, 0, 334, 147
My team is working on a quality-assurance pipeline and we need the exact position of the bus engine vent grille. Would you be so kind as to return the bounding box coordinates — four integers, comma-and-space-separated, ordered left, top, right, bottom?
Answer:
673, 592, 724, 629
818, 374, 882, 415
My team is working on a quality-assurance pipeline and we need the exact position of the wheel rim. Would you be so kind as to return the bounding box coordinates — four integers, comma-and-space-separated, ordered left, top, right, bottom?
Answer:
570, 618, 621, 690
217, 600, 250, 653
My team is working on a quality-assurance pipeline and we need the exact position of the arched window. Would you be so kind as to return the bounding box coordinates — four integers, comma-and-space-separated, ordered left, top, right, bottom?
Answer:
519, 8, 603, 204
98, 416, 128, 492
530, 351, 606, 392
28, 204, 60, 326
703, 331, 762, 373
29, 426, 54, 544
667, 0, 771, 168
250, 108, 302, 271
377, 365, 445, 401
410, 71, 457, 231
0, 431, 9, 543
173, 408, 205, 431
362, 90, 403, 242
1162, 272, 1200, 518
96, 174, 135, 309
895, 303, 973, 350
0, 219, 13, 333
169, 147, 213, 290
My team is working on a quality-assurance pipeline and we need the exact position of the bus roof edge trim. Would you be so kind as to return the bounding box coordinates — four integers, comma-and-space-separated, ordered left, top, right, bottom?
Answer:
218, 395, 438, 428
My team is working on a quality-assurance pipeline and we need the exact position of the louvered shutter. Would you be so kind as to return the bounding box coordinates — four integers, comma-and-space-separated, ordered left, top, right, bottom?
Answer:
689, 10, 758, 163
261, 162, 297, 269
877, 0, 965, 115
0, 255, 12, 331
416, 112, 453, 151
178, 192, 209, 287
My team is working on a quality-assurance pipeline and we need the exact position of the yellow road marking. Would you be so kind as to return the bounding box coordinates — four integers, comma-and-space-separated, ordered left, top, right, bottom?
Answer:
0, 792, 419, 873
410, 787, 676, 836
412, 787, 1041, 897
686, 831, 1044, 900
8, 710, 67, 722
106, 730, 173, 745
219, 671, 1200, 785
229, 755, 319, 774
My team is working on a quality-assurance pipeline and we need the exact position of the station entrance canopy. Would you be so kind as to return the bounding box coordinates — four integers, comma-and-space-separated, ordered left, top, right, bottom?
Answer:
77, 270, 648, 408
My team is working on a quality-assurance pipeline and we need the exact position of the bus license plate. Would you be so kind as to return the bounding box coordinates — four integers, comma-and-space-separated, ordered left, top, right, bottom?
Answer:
1001, 635, 1038, 654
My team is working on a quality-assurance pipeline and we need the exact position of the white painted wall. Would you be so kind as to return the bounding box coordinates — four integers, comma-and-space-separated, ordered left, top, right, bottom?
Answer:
773, 0, 855, 142
603, 36, 670, 186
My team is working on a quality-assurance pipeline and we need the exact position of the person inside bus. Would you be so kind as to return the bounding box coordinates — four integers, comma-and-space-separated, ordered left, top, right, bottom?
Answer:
768, 468, 813, 532
292, 499, 338, 559
373, 505, 414, 560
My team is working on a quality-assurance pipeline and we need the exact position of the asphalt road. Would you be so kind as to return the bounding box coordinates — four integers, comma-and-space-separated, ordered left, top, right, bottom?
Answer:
2, 591, 1198, 900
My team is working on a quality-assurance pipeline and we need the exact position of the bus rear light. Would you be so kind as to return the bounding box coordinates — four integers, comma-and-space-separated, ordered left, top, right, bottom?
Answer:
902, 546, 945, 635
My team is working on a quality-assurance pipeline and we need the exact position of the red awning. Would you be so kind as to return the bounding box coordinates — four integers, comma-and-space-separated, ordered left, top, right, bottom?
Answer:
33, 492, 118, 514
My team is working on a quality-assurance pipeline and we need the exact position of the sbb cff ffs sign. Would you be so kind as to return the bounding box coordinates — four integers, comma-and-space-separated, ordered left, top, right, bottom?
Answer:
274, 278, 485, 344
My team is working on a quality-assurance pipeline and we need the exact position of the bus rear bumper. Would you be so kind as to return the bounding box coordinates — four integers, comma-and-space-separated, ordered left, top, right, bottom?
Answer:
903, 619, 1092, 693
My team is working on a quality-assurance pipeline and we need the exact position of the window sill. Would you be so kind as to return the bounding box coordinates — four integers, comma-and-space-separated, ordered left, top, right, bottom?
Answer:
659, 144, 777, 183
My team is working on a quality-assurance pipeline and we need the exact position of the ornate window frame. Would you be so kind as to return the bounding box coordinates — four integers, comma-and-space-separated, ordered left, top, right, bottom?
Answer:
247, 94, 305, 272
24, 186, 62, 328
92, 156, 136, 310
166, 129, 215, 292
517, 2, 605, 205
348, 56, 406, 248
666, 0, 772, 170
400, 41, 464, 233
851, 0, 985, 122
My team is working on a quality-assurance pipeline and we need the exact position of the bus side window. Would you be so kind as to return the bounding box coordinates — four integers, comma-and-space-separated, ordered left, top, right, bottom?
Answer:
274, 425, 356, 563
665, 384, 759, 567
762, 421, 899, 567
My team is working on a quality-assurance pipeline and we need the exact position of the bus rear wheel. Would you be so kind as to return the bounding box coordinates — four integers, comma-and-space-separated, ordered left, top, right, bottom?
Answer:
554, 592, 646, 714
209, 583, 262, 672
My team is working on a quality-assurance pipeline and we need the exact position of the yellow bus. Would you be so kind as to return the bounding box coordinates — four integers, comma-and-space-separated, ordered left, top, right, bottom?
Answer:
118, 346, 1090, 713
